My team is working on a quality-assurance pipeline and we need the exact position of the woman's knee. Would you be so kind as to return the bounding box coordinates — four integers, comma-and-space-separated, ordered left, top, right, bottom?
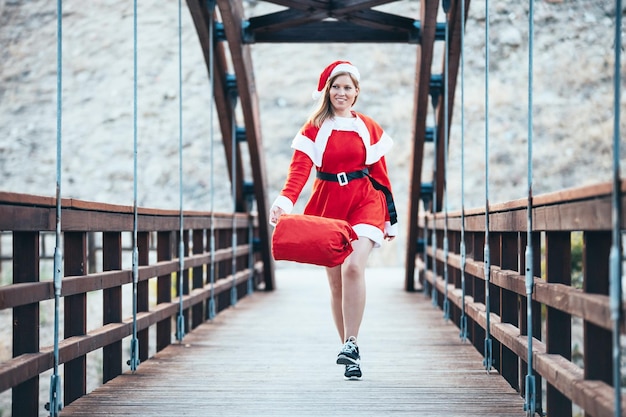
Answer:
342, 260, 365, 280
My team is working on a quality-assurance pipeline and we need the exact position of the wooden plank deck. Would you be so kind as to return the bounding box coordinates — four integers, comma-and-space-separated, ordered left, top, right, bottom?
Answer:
60, 267, 526, 416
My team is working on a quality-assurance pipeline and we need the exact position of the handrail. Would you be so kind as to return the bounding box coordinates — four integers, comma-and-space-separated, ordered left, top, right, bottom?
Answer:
420, 180, 626, 417
0, 191, 263, 412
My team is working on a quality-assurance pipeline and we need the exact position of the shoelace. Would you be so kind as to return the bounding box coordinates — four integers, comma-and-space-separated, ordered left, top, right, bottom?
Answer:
341, 341, 357, 354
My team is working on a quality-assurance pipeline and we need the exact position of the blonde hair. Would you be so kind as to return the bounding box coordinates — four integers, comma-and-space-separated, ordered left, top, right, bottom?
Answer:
308, 72, 360, 128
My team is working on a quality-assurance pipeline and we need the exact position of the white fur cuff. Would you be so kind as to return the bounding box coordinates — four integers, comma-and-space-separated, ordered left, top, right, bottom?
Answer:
271, 195, 294, 214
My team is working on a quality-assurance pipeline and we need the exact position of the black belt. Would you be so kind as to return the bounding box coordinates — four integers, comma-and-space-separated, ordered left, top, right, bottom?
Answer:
315, 167, 397, 225
316, 168, 369, 186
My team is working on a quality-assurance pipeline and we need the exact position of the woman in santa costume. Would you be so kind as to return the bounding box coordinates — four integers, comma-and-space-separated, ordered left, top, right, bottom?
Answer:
269, 60, 398, 380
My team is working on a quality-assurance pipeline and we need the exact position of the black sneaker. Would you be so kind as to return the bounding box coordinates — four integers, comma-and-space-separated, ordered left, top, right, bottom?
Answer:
344, 364, 362, 380
336, 336, 360, 365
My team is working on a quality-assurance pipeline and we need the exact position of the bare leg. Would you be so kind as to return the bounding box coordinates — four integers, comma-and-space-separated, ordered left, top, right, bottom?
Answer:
341, 238, 373, 341
326, 237, 374, 343
326, 264, 344, 342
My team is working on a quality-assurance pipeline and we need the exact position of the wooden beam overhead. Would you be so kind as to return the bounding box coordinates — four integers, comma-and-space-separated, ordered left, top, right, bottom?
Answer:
261, 0, 327, 10
245, 0, 419, 43
246, 21, 418, 43
246, 9, 329, 34
261, 0, 398, 13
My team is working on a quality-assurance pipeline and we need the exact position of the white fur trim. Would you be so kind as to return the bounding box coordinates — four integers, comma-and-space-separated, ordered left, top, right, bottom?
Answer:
385, 221, 398, 237
293, 116, 393, 167
271, 195, 294, 214
353, 223, 384, 248
366, 131, 393, 164
331, 63, 361, 81
291, 133, 318, 165
291, 121, 333, 167
353, 117, 372, 158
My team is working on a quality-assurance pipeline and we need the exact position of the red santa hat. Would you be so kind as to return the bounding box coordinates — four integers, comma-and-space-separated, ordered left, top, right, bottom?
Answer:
312, 60, 361, 100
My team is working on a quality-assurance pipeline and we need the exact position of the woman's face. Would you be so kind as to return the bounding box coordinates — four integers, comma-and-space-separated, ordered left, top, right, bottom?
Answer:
328, 74, 358, 117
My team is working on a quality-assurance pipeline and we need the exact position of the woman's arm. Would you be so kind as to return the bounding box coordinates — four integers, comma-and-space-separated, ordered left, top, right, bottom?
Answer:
269, 150, 313, 225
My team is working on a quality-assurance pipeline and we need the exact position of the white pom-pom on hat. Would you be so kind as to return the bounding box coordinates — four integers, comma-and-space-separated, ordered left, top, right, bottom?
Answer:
312, 60, 360, 100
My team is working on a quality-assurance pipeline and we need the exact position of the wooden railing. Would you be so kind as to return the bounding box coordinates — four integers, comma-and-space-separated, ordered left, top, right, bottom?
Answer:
419, 181, 625, 417
0, 192, 266, 416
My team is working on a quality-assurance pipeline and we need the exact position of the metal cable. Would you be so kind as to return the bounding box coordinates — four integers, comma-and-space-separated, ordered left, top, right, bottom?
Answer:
175, 0, 186, 342
48, 0, 64, 414
459, 0, 468, 342
483, 0, 493, 373
207, 0, 217, 320
127, 0, 141, 373
524, 1, 537, 414
610, 1, 623, 415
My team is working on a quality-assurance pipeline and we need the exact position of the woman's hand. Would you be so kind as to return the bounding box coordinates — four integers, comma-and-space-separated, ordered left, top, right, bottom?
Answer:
384, 222, 397, 242
269, 206, 285, 226
384, 233, 396, 242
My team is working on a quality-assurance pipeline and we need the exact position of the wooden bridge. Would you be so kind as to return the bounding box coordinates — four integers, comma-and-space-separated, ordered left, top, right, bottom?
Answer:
1, 1, 624, 416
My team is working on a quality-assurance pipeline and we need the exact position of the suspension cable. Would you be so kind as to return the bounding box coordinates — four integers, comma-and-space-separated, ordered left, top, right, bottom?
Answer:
442, 0, 451, 322
459, 0, 468, 342
175, 0, 186, 342
128, 0, 140, 373
609, 0, 623, 415
483, 0, 493, 373
47, 0, 64, 415
207, 0, 217, 320
524, 1, 537, 415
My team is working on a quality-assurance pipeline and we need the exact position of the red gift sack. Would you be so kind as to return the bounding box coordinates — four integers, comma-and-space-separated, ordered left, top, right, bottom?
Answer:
271, 214, 358, 267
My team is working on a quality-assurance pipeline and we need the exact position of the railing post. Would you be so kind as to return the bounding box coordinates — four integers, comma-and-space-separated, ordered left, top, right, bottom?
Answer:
519, 231, 542, 412
463, 230, 476, 342
489, 232, 501, 371
449, 231, 461, 324
175, 230, 190, 335
157, 231, 172, 352
102, 232, 122, 383
137, 231, 150, 362
472, 231, 486, 355
192, 229, 205, 329
235, 225, 246, 300
583, 232, 613, 402
12, 231, 40, 417
217, 227, 230, 313
545, 231, 572, 417
422, 216, 431, 296
500, 232, 520, 390
63, 231, 87, 405
433, 228, 442, 307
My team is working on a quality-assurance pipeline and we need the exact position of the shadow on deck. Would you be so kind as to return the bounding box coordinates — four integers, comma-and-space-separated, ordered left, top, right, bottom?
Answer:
60, 266, 525, 417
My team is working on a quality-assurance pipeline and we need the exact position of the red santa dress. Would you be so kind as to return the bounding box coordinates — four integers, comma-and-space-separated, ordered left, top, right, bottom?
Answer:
272, 111, 397, 248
